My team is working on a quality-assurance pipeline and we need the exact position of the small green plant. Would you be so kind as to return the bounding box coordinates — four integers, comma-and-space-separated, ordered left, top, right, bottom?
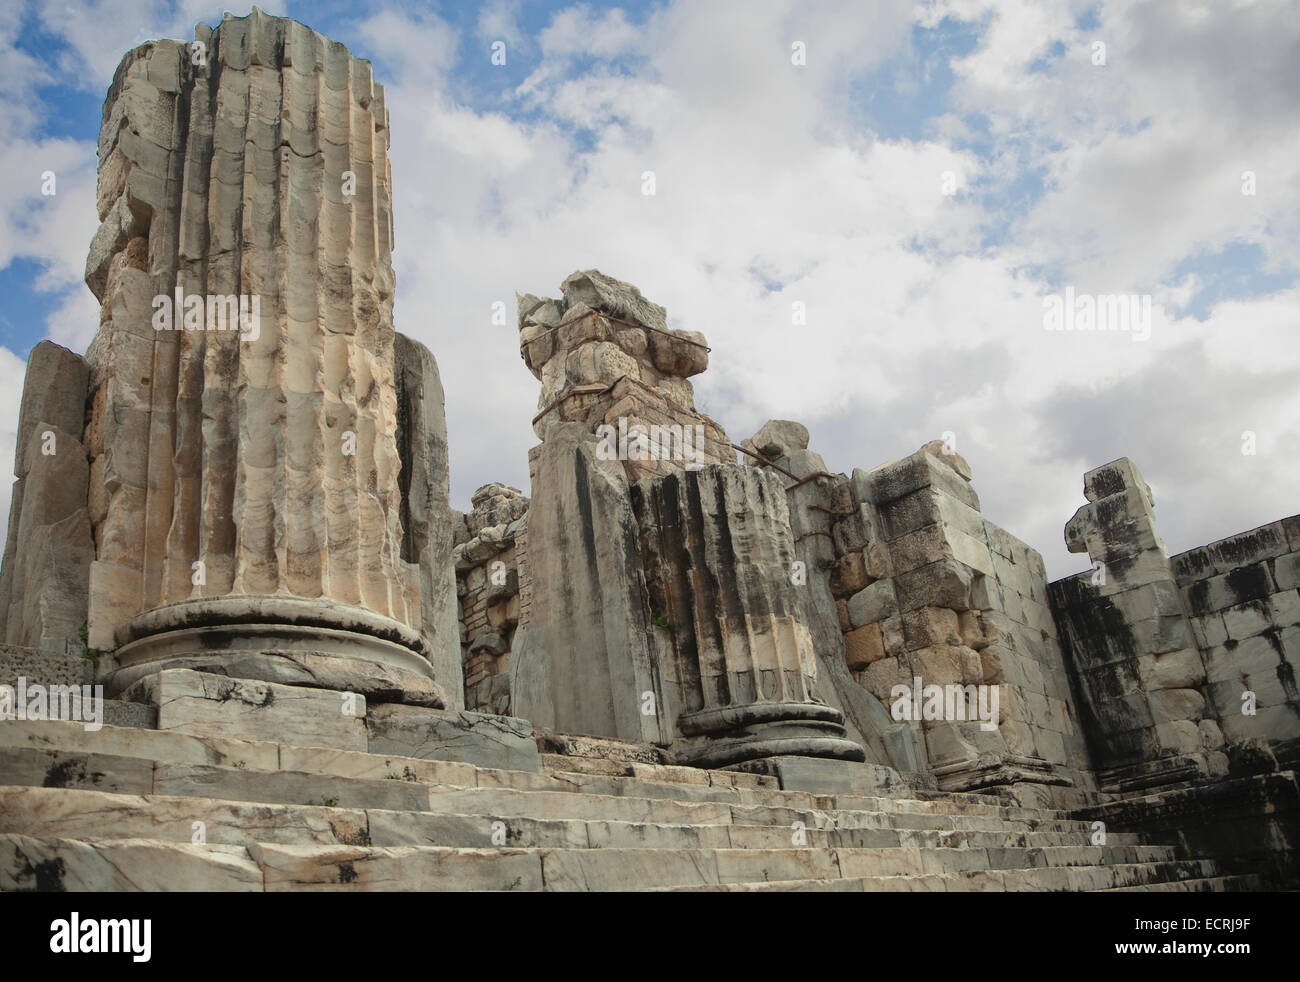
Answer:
78, 623, 102, 671
308, 796, 340, 808
650, 611, 677, 635
231, 760, 247, 769
505, 875, 523, 891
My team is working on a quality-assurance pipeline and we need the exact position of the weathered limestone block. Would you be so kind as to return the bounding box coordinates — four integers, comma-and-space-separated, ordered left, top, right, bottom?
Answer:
1172, 521, 1292, 583
858, 451, 980, 512
394, 333, 461, 709
847, 580, 899, 629
0, 833, 263, 892
1065, 459, 1164, 565
0, 787, 369, 849
919, 439, 973, 481
252, 841, 545, 892
13, 342, 90, 479
0, 344, 92, 653
0, 645, 92, 690
560, 269, 669, 334
850, 444, 1096, 793
509, 423, 670, 744
467, 483, 528, 535
364, 703, 539, 771
127, 668, 368, 752
1049, 459, 1228, 790
520, 271, 730, 482
1, 423, 94, 654
740, 419, 810, 463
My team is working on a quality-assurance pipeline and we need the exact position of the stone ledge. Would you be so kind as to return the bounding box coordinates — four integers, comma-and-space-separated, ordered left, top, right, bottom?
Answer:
366, 703, 540, 772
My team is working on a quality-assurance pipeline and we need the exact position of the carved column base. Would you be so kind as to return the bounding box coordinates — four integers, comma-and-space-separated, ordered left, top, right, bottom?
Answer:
672, 702, 866, 769
103, 597, 445, 707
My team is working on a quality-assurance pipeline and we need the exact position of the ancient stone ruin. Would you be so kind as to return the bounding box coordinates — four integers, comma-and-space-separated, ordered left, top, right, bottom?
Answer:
0, 10, 1295, 892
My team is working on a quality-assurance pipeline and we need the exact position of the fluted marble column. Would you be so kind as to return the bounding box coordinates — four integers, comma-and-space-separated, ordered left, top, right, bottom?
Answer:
84, 10, 450, 704
631, 465, 864, 767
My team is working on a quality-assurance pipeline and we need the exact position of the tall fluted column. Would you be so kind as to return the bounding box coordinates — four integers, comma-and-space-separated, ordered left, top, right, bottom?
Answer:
83, 10, 450, 704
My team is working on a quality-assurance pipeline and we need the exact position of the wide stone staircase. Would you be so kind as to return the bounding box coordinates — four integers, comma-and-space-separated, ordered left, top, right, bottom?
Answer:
0, 708, 1258, 892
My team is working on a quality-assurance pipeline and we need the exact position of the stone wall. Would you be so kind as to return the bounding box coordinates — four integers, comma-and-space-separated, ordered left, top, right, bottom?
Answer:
453, 484, 528, 715
743, 433, 1095, 803
1050, 458, 1300, 791
518, 270, 735, 483
1174, 518, 1300, 766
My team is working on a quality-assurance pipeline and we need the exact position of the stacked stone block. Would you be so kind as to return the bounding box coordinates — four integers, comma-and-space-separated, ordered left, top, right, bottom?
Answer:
453, 484, 528, 715
0, 343, 93, 655
518, 270, 734, 483
737, 420, 928, 776
833, 443, 1089, 799
1174, 519, 1300, 766
1050, 459, 1226, 790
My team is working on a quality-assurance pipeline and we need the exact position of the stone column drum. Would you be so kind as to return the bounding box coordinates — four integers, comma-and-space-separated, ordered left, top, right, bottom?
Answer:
81, 11, 455, 705
632, 465, 865, 767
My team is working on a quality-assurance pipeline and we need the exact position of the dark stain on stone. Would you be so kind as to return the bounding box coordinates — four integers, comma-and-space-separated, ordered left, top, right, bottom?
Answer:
15, 851, 67, 892
337, 861, 358, 883
1226, 564, 1273, 605
43, 759, 86, 788
1089, 468, 1127, 500
333, 824, 371, 847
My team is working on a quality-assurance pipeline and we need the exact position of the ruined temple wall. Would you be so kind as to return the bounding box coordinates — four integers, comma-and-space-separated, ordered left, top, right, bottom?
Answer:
1172, 518, 1300, 759
1048, 459, 1300, 790
452, 485, 527, 714
833, 442, 1095, 800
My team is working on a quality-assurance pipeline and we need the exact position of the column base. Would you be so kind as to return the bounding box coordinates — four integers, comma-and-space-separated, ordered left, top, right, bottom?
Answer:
672, 701, 867, 769
103, 597, 447, 708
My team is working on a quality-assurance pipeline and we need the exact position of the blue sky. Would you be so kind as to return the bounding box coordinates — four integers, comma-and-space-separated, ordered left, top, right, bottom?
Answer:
0, 0, 1297, 578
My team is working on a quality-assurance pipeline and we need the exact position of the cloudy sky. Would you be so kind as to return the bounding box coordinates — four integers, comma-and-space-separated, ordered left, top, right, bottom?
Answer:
0, 0, 1296, 579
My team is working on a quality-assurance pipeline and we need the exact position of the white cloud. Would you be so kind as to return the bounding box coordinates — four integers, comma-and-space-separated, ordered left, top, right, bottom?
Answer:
2, 0, 1295, 586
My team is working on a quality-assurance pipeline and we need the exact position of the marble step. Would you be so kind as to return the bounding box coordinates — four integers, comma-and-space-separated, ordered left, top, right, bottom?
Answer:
0, 833, 262, 891
425, 785, 1111, 835
1099, 874, 1263, 892
657, 863, 1234, 892
0, 743, 1100, 836
0, 834, 1224, 892
0, 720, 1077, 820
0, 738, 1170, 858
0, 786, 1144, 852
